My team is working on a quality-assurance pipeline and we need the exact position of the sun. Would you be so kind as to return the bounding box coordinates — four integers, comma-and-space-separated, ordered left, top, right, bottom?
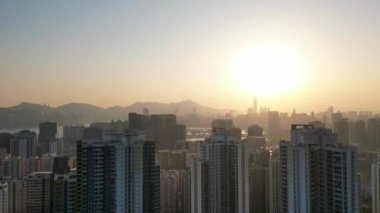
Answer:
233, 43, 305, 96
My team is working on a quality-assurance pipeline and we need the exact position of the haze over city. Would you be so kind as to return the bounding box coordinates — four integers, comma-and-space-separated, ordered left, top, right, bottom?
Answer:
3, 1, 380, 213
2, 1, 380, 112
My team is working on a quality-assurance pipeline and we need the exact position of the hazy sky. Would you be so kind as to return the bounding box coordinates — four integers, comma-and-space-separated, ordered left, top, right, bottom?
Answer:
1, 1, 380, 112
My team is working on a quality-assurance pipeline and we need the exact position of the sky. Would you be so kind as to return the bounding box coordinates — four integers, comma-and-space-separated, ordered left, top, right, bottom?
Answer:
1, 1, 380, 113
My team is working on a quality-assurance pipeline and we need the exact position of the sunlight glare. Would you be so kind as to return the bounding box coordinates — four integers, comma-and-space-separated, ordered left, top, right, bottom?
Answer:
233, 43, 306, 96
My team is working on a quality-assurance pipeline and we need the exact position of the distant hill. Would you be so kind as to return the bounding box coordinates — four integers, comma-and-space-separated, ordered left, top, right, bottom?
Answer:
123, 100, 225, 115
0, 100, 231, 129
9, 102, 51, 112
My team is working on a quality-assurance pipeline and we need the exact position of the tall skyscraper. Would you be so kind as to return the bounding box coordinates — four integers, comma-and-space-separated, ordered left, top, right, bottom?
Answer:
38, 122, 57, 155
279, 124, 360, 213
191, 120, 248, 213
76, 131, 160, 213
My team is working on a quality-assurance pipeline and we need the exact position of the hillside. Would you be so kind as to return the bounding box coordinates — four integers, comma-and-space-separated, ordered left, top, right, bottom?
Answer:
0, 100, 230, 129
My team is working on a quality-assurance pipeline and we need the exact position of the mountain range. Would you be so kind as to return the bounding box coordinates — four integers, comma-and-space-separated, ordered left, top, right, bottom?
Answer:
0, 100, 231, 129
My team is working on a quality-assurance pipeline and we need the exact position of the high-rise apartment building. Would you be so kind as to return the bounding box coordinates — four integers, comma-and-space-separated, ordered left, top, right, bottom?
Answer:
333, 118, 350, 144
25, 172, 53, 213
50, 169, 76, 213
208, 130, 245, 213
63, 125, 84, 142
8, 179, 26, 213
148, 114, 185, 150
128, 112, 150, 131
351, 120, 366, 146
11, 130, 37, 158
191, 120, 248, 213
367, 118, 380, 149
160, 169, 190, 213
66, 169, 77, 213
38, 122, 57, 155
268, 111, 281, 143
53, 156, 70, 175
182, 169, 192, 213
248, 149, 269, 213
82, 126, 103, 141
247, 124, 263, 137
53, 174, 67, 213
76, 131, 160, 213
157, 150, 187, 170
244, 125, 270, 213
269, 157, 281, 213
129, 113, 186, 150
76, 137, 127, 213
0, 182, 8, 213
372, 154, 380, 213
191, 142, 208, 213
0, 133, 12, 154
279, 124, 360, 213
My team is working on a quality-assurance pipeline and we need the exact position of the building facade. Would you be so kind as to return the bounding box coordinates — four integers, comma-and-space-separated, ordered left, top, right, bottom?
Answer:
372, 154, 380, 213
25, 172, 53, 213
0, 182, 8, 213
191, 120, 248, 213
76, 131, 160, 213
279, 124, 360, 213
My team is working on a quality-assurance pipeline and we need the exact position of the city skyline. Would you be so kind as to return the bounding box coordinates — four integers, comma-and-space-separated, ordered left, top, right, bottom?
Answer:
1, 1, 379, 212
2, 1, 380, 112
0, 98, 378, 115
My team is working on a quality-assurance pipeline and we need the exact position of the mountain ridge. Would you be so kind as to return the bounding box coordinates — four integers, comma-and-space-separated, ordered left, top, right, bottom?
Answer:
0, 100, 233, 129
